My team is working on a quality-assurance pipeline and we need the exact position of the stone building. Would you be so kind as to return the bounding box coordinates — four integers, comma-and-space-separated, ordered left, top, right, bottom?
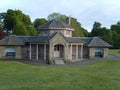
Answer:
0, 19, 111, 64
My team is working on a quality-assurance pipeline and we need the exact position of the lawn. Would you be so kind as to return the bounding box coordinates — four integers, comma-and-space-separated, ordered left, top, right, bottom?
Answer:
0, 60, 120, 90
109, 49, 120, 57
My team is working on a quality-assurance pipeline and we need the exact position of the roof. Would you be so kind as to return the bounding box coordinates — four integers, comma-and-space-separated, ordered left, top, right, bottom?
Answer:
17, 36, 51, 43
0, 35, 24, 46
38, 19, 74, 31
87, 37, 112, 47
66, 37, 84, 43
0, 33, 112, 47
66, 37, 112, 47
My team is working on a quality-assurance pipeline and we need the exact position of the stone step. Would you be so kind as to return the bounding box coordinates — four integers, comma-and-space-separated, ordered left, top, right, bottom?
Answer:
54, 59, 64, 64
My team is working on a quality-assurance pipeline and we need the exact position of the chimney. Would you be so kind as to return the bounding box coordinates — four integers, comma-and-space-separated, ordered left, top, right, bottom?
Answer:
66, 17, 71, 24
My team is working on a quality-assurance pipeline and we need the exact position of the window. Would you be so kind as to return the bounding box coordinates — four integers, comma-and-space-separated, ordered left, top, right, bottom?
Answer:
5, 47, 16, 58
66, 31, 70, 36
54, 45, 59, 51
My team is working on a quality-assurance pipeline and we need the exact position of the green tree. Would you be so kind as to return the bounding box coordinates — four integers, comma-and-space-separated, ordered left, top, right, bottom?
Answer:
12, 20, 28, 35
111, 21, 120, 48
33, 18, 47, 30
70, 17, 84, 37
3, 9, 37, 36
90, 21, 101, 36
47, 12, 66, 22
90, 22, 113, 45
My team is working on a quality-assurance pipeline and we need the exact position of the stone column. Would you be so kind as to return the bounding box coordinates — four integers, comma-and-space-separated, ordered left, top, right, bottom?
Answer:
64, 43, 68, 60
29, 43, 31, 60
103, 48, 108, 58
89, 48, 95, 59
36, 44, 38, 61
76, 44, 78, 60
44, 44, 46, 62
70, 44, 72, 60
81, 45, 83, 59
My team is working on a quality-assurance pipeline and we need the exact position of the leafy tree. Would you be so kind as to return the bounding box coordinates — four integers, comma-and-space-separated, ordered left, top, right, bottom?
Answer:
12, 20, 28, 35
90, 22, 113, 45
3, 9, 37, 36
0, 29, 6, 39
33, 18, 47, 30
90, 21, 101, 36
111, 21, 120, 48
70, 17, 84, 37
0, 12, 6, 29
26, 25, 38, 36
47, 12, 66, 22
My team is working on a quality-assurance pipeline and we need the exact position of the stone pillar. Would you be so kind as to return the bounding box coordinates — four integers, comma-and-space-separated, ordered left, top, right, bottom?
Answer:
15, 46, 22, 59
70, 44, 72, 60
103, 48, 108, 58
49, 43, 54, 60
29, 43, 31, 60
76, 44, 78, 60
44, 44, 46, 62
36, 44, 38, 61
81, 45, 83, 59
89, 48, 95, 59
0, 46, 5, 58
64, 43, 69, 60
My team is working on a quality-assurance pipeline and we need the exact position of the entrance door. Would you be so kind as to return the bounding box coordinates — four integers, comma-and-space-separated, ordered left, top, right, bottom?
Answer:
54, 45, 60, 57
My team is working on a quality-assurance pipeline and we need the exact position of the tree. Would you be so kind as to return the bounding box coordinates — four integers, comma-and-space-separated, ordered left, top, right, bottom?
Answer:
111, 21, 120, 48
47, 12, 66, 22
0, 29, 6, 39
33, 18, 47, 30
3, 9, 37, 36
0, 12, 6, 29
90, 22, 113, 45
90, 21, 101, 36
70, 17, 84, 37
12, 20, 28, 35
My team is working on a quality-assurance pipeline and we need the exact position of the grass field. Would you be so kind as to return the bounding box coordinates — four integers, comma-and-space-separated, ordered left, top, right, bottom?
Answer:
0, 60, 120, 90
109, 49, 120, 57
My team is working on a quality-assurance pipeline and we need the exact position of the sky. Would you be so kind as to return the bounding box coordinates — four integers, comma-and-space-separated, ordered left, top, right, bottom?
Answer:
0, 0, 120, 31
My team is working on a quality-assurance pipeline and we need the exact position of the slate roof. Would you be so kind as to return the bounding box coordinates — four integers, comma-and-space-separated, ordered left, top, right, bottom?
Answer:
66, 37, 112, 47
0, 33, 112, 47
87, 37, 112, 47
39, 19, 74, 31
0, 35, 24, 46
16, 36, 51, 43
66, 37, 83, 43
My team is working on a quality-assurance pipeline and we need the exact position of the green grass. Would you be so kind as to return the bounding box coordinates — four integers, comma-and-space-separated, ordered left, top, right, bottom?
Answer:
109, 49, 120, 57
0, 60, 120, 90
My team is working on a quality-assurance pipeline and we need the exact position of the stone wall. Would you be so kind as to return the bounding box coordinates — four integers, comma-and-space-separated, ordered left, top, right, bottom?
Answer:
0, 46, 22, 59
89, 48, 95, 59
89, 47, 109, 59
103, 48, 109, 58
0, 46, 5, 58
15, 46, 22, 59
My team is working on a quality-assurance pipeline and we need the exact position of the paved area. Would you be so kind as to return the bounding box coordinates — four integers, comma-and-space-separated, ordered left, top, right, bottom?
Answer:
1, 55, 120, 66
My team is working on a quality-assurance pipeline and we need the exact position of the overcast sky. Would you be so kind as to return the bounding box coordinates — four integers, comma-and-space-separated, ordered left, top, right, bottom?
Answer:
0, 0, 120, 31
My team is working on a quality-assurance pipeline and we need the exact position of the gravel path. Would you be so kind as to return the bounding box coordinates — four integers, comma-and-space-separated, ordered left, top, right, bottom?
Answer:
2, 54, 120, 66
